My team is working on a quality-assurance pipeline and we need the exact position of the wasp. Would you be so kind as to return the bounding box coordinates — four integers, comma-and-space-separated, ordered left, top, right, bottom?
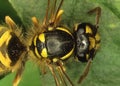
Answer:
0, 0, 100, 86
27, 0, 101, 85
0, 0, 101, 85
28, 0, 75, 86
74, 7, 101, 83
0, 16, 28, 86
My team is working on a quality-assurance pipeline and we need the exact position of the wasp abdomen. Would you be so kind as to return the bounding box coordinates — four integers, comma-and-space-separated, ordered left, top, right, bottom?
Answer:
7, 32, 26, 66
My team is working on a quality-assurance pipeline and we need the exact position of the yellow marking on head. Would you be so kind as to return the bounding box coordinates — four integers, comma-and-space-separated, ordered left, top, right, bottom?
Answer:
89, 37, 95, 50
61, 47, 74, 60
41, 48, 48, 58
95, 33, 100, 50
35, 47, 41, 58
95, 44, 100, 50
74, 24, 79, 31
57, 27, 72, 36
86, 54, 89, 60
86, 25, 92, 34
95, 33, 100, 41
39, 33, 45, 43
0, 31, 11, 46
33, 36, 37, 46
0, 52, 11, 67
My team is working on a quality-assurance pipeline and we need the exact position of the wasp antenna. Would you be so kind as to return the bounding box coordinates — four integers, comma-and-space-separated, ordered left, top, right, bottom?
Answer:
50, 0, 64, 27
5, 16, 17, 29
87, 7, 101, 28
54, 0, 63, 22
49, 0, 57, 23
32, 17, 40, 28
56, 0, 64, 15
57, 60, 74, 86
78, 58, 92, 84
47, 63, 60, 86
43, 0, 50, 27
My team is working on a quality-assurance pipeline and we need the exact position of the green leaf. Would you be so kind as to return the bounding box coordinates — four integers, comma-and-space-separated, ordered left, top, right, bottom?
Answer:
0, 0, 22, 25
0, 0, 120, 86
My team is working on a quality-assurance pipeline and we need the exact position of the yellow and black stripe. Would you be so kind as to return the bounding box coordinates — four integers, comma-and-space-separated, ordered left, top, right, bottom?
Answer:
30, 26, 75, 62
0, 26, 26, 74
74, 23, 100, 62
0, 16, 27, 85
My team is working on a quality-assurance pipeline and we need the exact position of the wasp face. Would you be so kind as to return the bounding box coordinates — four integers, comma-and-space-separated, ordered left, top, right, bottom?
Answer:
75, 23, 100, 62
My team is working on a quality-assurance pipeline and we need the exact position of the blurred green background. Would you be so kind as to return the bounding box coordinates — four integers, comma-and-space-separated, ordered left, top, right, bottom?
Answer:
0, 0, 120, 86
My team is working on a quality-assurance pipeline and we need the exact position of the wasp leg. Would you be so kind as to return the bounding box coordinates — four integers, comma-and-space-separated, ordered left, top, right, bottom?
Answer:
32, 17, 47, 33
57, 67, 67, 86
13, 61, 25, 86
78, 58, 92, 84
5, 16, 17, 30
56, 60, 74, 86
49, 0, 64, 27
87, 7, 101, 28
47, 62, 60, 86
32, 17, 40, 28
39, 60, 47, 74
53, 0, 64, 26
